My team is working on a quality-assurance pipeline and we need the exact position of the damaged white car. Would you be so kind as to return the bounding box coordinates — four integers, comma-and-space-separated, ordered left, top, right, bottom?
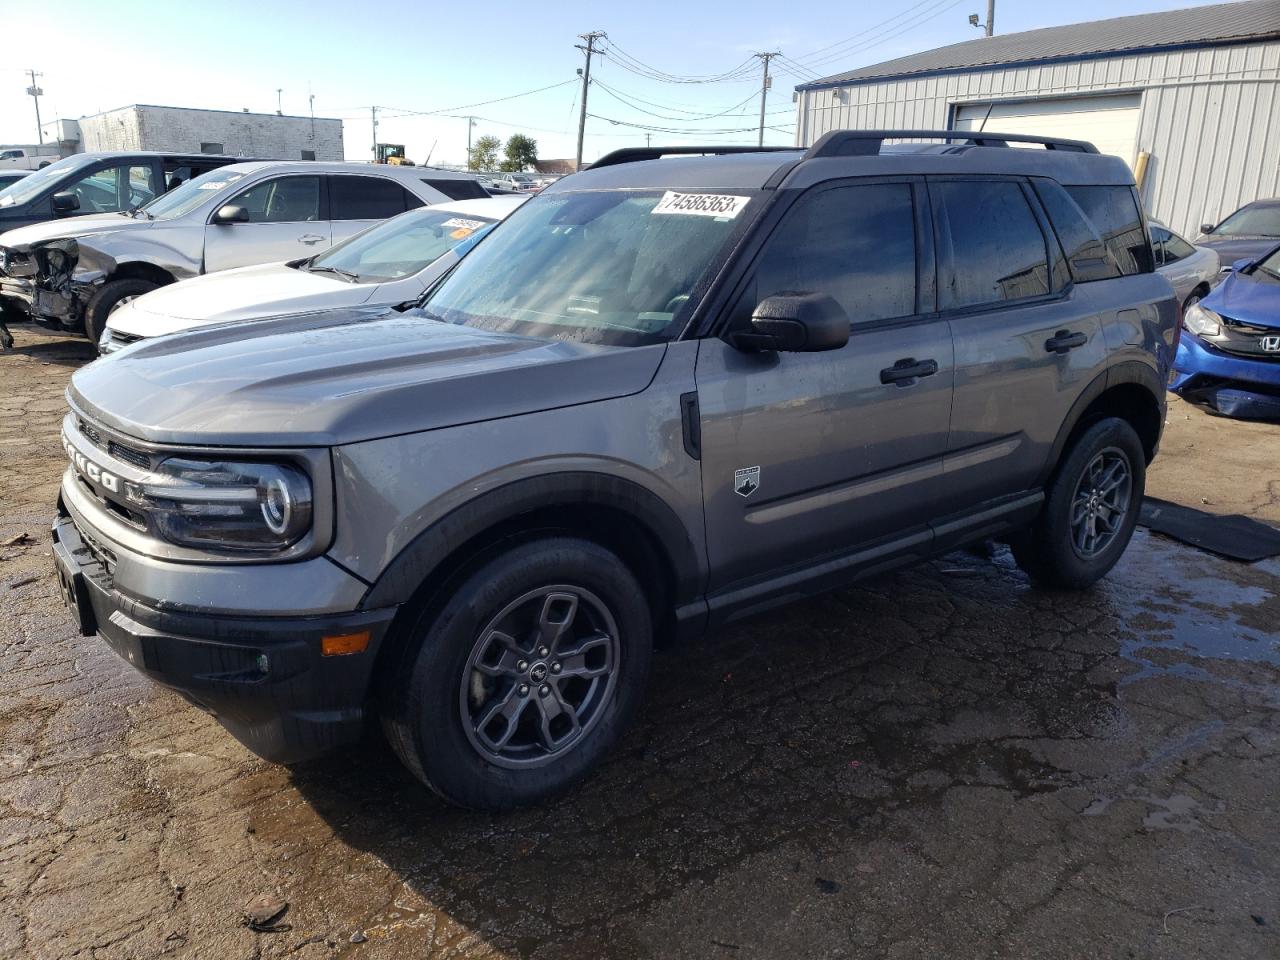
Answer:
0, 161, 488, 342
100, 195, 526, 352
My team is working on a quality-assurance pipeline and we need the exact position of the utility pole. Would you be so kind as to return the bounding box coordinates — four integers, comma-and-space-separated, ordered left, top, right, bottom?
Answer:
466, 116, 477, 168
645, 133, 652, 148
575, 30, 606, 172
26, 69, 44, 144
754, 52, 778, 148
370, 105, 378, 161
969, 0, 995, 35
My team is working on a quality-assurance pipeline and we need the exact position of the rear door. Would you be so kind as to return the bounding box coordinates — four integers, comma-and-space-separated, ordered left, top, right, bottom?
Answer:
328, 174, 420, 246
696, 178, 955, 597
935, 176, 1107, 514
202, 174, 328, 272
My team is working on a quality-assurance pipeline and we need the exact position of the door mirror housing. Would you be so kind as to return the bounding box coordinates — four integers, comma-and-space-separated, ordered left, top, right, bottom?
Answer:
1232, 257, 1254, 273
1199, 222, 1216, 236
50, 192, 80, 214
731, 293, 850, 353
213, 204, 250, 224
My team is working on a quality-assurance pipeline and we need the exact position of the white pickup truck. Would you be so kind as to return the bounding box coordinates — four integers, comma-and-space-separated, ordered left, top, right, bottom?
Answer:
0, 148, 62, 171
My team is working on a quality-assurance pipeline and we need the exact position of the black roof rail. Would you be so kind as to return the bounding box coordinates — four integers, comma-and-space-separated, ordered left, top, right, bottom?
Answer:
589, 145, 797, 170
805, 129, 1099, 158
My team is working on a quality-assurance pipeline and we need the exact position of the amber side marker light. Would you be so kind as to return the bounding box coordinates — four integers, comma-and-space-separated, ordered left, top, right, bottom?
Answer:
321, 631, 371, 656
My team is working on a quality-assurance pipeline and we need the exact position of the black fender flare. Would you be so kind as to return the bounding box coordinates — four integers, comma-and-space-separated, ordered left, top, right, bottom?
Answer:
359, 471, 704, 611
1036, 360, 1165, 487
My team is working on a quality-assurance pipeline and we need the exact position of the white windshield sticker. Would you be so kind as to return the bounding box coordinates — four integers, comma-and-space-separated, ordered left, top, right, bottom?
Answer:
652, 191, 750, 219
441, 217, 487, 230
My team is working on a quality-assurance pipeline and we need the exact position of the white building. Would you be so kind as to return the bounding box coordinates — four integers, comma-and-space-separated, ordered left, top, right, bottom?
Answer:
49, 104, 344, 161
792, 0, 1280, 236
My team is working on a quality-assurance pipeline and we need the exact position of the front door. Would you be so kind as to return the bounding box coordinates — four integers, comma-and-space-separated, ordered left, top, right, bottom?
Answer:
203, 174, 330, 273
696, 179, 954, 601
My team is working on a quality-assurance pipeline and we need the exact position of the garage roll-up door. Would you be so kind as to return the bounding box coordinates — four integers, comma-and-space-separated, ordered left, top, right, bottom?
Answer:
953, 94, 1141, 168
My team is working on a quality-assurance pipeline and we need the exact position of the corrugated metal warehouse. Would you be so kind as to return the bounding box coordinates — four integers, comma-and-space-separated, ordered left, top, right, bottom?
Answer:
793, 0, 1280, 237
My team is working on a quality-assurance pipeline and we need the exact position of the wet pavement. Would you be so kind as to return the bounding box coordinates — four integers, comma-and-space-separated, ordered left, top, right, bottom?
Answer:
1, 330, 1278, 960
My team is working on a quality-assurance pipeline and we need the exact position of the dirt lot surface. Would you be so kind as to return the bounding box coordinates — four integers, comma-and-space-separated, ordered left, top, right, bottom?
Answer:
1, 330, 1278, 960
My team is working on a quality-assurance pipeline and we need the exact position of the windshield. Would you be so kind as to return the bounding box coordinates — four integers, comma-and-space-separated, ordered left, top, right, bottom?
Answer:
0, 154, 97, 207
306, 207, 497, 282
1255, 246, 1280, 282
1214, 204, 1280, 237
136, 167, 247, 221
423, 188, 756, 346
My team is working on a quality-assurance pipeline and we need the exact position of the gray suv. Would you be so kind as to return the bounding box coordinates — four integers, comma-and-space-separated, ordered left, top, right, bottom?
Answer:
52, 131, 1177, 810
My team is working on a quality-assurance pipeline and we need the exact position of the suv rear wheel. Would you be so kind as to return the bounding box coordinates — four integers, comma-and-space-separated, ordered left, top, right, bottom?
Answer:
382, 537, 652, 810
1012, 416, 1145, 589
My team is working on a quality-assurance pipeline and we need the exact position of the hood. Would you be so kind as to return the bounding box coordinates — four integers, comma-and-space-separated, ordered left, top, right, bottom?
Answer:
70, 310, 665, 447
1197, 235, 1280, 265
0, 212, 148, 250
1205, 267, 1280, 330
109, 261, 373, 334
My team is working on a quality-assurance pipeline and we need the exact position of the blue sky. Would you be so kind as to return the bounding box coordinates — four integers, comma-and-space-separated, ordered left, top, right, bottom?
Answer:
0, 0, 1226, 165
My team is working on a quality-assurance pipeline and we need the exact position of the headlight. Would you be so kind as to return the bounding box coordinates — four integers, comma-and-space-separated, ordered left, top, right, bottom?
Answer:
1184, 303, 1222, 338
131, 458, 313, 551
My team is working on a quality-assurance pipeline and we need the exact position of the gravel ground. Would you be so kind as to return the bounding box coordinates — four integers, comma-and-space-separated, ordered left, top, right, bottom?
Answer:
1, 329, 1277, 960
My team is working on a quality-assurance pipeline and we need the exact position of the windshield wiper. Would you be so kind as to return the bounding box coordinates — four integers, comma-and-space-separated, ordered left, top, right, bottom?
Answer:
307, 265, 359, 282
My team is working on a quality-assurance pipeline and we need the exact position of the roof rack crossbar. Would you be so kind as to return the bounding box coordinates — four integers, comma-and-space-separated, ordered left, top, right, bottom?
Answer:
805, 129, 1099, 159
589, 145, 797, 170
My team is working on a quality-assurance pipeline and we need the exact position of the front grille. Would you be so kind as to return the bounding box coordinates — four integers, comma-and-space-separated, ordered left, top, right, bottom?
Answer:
102, 330, 143, 354
1216, 316, 1280, 362
77, 416, 152, 468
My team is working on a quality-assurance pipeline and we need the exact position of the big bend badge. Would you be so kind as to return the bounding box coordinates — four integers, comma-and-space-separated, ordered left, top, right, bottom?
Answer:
734, 466, 760, 498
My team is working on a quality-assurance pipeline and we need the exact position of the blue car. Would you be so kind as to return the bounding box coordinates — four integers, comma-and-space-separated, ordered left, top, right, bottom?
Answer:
1171, 242, 1280, 419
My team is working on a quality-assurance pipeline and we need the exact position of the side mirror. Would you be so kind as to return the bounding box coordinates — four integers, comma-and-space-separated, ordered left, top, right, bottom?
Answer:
1199, 222, 1215, 236
51, 192, 80, 214
1232, 257, 1254, 273
731, 293, 849, 353
212, 204, 249, 224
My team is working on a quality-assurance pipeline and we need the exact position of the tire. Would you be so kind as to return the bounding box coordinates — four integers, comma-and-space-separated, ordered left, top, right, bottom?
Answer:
381, 537, 653, 810
1012, 417, 1145, 589
82, 278, 158, 343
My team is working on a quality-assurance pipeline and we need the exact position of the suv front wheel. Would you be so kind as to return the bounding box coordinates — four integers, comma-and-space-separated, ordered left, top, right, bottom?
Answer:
382, 537, 653, 810
1012, 416, 1145, 589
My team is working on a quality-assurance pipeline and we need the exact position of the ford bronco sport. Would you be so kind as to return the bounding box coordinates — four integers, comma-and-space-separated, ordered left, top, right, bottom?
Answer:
53, 131, 1176, 810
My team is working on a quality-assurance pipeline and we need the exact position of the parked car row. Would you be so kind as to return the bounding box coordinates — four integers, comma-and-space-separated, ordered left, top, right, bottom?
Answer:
101, 194, 525, 351
0, 160, 487, 341
49, 130, 1190, 811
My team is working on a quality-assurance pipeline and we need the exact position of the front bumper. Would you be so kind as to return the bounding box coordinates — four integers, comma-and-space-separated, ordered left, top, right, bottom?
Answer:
52, 509, 399, 763
0, 276, 32, 311
1170, 332, 1280, 419
1170, 332, 1280, 391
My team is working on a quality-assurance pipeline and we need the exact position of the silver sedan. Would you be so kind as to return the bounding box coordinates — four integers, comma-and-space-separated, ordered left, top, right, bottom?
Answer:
1151, 220, 1220, 309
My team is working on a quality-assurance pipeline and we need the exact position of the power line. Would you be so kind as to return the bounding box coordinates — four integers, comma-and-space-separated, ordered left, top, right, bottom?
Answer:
602, 40, 758, 84
786, 0, 968, 73
592, 80, 768, 122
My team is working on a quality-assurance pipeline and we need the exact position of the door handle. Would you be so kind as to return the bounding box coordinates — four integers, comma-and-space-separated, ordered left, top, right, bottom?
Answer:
298, 234, 325, 244
880, 357, 939, 385
1045, 329, 1088, 354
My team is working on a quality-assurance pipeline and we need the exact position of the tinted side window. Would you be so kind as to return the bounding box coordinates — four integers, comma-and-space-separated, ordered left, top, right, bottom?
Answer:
1032, 179, 1120, 282
329, 175, 407, 220
229, 176, 321, 223
1065, 185, 1153, 275
423, 178, 489, 201
748, 183, 917, 325
935, 180, 1050, 309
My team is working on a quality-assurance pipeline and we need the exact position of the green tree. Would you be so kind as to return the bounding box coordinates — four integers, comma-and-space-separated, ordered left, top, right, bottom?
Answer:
468, 135, 500, 171
498, 134, 538, 172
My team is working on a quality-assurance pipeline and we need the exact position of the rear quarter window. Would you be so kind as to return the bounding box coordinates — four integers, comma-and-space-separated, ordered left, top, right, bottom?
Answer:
1064, 185, 1153, 276
1032, 179, 1121, 282
423, 178, 489, 202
